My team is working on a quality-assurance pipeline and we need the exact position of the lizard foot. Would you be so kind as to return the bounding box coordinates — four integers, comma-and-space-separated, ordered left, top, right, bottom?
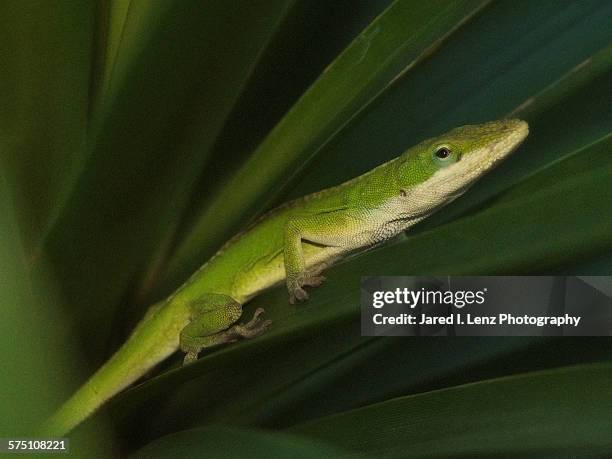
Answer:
183, 349, 200, 365
231, 308, 272, 338
181, 310, 270, 365
289, 285, 308, 304
288, 273, 326, 304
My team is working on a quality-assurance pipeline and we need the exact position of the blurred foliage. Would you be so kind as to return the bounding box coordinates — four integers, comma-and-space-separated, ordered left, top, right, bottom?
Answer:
289, 363, 612, 457
0, 175, 111, 454
0, 0, 93, 250
1, 0, 612, 457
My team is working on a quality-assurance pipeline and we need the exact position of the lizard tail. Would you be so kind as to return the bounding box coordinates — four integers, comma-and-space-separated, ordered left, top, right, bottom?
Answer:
40, 300, 185, 437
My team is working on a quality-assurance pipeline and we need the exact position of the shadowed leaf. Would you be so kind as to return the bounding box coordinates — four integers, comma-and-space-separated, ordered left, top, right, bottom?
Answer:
289, 363, 612, 458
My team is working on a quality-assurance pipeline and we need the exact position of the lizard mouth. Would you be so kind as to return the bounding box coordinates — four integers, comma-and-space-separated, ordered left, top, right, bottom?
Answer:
473, 119, 529, 171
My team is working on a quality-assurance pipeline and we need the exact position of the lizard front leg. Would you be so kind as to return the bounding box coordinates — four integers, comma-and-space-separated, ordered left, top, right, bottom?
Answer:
180, 293, 271, 364
284, 214, 350, 303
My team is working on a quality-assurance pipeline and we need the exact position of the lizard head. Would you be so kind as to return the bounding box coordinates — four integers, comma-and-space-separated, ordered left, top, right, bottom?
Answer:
396, 119, 529, 216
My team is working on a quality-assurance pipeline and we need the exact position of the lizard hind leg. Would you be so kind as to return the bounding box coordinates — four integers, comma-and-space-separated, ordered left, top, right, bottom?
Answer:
179, 293, 271, 365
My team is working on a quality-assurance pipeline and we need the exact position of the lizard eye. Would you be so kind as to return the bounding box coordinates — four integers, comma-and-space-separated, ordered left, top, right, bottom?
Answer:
432, 145, 458, 167
434, 146, 451, 159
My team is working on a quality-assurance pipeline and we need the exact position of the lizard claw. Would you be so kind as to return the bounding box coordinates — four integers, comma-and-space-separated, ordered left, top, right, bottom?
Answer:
289, 286, 309, 304
251, 307, 265, 321
183, 350, 199, 365
288, 272, 326, 303
301, 275, 326, 288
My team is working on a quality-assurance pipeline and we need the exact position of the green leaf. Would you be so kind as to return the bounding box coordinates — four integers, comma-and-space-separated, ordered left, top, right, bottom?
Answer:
98, 0, 137, 99
249, 337, 612, 430
132, 425, 348, 459
289, 363, 612, 457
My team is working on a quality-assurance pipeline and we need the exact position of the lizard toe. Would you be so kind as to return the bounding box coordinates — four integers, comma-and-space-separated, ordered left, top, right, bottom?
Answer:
290, 286, 309, 303
302, 275, 326, 287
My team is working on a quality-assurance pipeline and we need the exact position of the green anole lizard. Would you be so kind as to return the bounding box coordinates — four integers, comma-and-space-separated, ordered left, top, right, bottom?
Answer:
43, 119, 528, 436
